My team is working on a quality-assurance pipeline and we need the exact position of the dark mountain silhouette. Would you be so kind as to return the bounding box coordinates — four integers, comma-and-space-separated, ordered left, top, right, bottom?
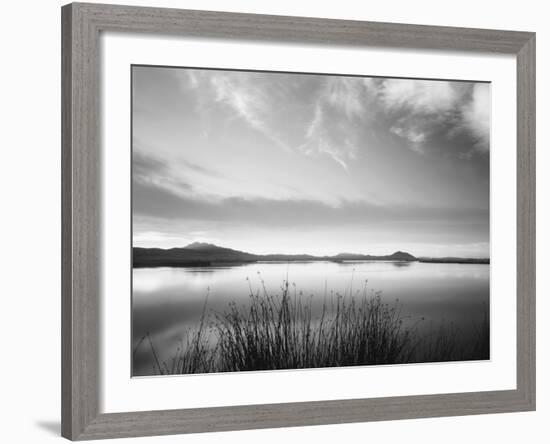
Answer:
133, 242, 488, 268
184, 242, 231, 251
133, 243, 257, 267
388, 251, 417, 261
134, 242, 420, 268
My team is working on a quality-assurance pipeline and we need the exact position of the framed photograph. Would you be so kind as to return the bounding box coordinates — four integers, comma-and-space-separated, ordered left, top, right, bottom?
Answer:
61, 2, 535, 440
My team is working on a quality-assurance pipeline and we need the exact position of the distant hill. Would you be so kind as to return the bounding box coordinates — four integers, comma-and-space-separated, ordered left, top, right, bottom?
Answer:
132, 243, 489, 268
184, 241, 220, 250
133, 243, 257, 267
133, 243, 420, 268
387, 251, 417, 261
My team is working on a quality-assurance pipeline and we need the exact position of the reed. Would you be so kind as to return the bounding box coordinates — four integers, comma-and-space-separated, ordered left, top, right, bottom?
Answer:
135, 278, 489, 375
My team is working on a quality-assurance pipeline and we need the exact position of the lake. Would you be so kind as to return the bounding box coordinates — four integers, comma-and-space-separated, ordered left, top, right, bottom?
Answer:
132, 261, 489, 376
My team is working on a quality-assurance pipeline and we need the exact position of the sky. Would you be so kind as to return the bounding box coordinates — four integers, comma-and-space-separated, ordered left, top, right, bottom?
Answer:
132, 66, 490, 258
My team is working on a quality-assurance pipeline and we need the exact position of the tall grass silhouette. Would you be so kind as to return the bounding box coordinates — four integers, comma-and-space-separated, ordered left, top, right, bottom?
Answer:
134, 277, 489, 375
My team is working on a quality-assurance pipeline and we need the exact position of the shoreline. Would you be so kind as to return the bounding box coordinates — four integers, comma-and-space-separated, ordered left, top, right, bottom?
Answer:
132, 258, 490, 268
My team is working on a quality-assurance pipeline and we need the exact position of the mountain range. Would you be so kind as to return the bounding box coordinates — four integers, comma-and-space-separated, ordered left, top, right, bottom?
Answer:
133, 242, 488, 268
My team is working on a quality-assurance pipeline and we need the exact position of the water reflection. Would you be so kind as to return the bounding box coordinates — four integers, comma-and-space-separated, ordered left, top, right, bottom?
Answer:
132, 261, 489, 375
391, 261, 413, 268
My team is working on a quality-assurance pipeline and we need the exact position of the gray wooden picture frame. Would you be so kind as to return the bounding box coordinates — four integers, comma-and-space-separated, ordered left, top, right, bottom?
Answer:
61, 2, 536, 440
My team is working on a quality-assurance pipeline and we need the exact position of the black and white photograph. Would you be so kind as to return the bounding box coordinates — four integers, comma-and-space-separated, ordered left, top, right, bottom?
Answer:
131, 65, 491, 377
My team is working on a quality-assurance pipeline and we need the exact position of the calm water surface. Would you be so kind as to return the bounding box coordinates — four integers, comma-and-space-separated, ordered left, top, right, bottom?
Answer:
132, 261, 489, 375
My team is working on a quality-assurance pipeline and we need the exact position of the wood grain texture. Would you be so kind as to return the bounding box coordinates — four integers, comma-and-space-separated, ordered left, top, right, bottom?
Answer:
516, 34, 536, 410
75, 2, 532, 53
62, 3, 101, 439
61, 4, 73, 438
76, 389, 533, 440
61, 2, 536, 440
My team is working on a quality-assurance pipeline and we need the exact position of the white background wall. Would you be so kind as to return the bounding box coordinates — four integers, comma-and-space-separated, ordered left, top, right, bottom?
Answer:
0, 0, 546, 443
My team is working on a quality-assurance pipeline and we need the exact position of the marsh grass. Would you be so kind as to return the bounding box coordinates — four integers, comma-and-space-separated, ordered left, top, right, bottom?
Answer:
471, 303, 490, 360
134, 277, 489, 375
213, 278, 415, 372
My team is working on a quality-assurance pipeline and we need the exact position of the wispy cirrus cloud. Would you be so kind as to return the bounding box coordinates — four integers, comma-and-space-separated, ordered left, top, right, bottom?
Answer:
299, 103, 355, 170
389, 125, 427, 153
297, 76, 490, 165
182, 70, 292, 151
182, 71, 378, 169
377, 79, 490, 155
179, 68, 490, 166
298, 77, 377, 169
379, 79, 463, 114
378, 79, 460, 154
324, 77, 369, 119
459, 83, 490, 152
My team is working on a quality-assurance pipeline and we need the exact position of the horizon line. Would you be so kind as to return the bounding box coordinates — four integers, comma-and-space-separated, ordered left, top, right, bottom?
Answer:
132, 241, 490, 260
